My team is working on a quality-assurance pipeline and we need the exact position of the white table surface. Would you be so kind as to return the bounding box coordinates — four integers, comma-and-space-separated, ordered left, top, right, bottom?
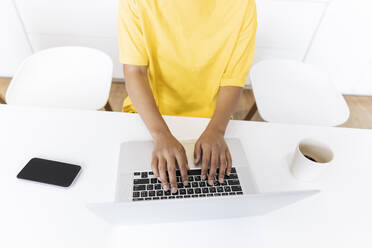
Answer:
1, 105, 371, 248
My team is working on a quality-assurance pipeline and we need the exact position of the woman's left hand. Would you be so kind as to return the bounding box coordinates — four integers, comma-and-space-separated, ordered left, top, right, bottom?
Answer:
194, 128, 232, 185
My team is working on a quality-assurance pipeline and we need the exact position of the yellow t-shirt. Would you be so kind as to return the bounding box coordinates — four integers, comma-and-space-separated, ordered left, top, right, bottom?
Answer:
118, 0, 257, 118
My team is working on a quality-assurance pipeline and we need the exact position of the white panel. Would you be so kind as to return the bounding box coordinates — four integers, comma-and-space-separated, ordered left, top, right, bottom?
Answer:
28, 33, 123, 79
256, 0, 325, 59
254, 47, 305, 63
306, 0, 372, 95
0, 0, 32, 77
354, 63, 372, 96
15, 0, 118, 38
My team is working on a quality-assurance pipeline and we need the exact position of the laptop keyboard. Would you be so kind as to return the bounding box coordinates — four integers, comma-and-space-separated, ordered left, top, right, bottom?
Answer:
132, 167, 243, 201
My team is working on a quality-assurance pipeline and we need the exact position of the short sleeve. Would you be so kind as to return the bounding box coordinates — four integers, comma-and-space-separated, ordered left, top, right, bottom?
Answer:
220, 0, 257, 87
118, 0, 148, 65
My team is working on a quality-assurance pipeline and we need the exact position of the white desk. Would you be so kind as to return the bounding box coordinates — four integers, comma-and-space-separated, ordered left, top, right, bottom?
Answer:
1, 105, 371, 248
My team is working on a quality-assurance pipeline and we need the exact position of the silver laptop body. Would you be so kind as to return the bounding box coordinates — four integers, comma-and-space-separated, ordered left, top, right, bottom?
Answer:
88, 138, 319, 225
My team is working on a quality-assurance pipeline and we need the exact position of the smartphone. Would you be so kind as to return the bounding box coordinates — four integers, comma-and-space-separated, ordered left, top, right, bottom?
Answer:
17, 158, 81, 187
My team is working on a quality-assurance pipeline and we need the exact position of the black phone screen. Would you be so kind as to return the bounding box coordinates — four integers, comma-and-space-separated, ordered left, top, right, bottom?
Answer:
17, 158, 81, 187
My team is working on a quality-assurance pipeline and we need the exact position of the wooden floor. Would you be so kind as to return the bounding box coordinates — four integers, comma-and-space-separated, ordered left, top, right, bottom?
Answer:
1, 77, 372, 129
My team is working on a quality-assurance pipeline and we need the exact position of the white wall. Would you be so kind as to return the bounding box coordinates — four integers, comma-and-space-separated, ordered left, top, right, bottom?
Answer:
306, 0, 372, 95
0, 0, 32, 77
254, 0, 326, 62
2, 0, 372, 95
14, 0, 122, 78
13, 0, 328, 80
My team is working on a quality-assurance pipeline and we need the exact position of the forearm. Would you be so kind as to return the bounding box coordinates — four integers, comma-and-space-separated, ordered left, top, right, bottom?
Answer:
124, 65, 171, 139
206, 86, 243, 135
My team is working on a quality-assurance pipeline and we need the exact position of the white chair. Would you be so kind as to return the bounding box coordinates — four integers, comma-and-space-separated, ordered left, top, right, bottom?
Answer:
5, 46, 113, 110
249, 59, 350, 126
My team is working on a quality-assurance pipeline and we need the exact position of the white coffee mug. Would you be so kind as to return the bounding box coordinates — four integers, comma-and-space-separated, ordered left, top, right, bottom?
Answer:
290, 139, 334, 181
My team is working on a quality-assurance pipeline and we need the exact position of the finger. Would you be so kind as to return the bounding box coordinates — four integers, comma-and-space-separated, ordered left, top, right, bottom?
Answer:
218, 153, 227, 183
201, 146, 210, 180
159, 157, 169, 191
151, 155, 159, 178
226, 149, 233, 176
194, 142, 201, 165
167, 157, 178, 194
208, 147, 219, 185
176, 151, 189, 186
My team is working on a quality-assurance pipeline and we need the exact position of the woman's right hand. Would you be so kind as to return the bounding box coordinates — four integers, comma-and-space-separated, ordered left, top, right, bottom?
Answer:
151, 132, 189, 193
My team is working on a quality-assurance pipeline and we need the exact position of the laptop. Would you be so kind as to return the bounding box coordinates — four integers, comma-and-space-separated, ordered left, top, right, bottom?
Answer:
88, 138, 319, 225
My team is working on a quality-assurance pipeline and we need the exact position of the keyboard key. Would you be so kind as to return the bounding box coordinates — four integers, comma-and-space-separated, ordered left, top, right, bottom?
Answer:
225, 174, 238, 179
149, 191, 155, 197
172, 190, 179, 196
176, 196, 183, 199
133, 198, 144, 201
222, 193, 228, 196
157, 179, 162, 183
188, 176, 194, 181
195, 176, 201, 181
188, 169, 202, 175
145, 197, 151, 200
153, 197, 160, 200
133, 185, 146, 191
217, 187, 224, 192
133, 192, 140, 198
155, 184, 161, 190
231, 186, 242, 192
237, 192, 243, 195
187, 189, 194, 194
151, 178, 158, 184
165, 190, 171, 196
210, 187, 216, 193
199, 181, 206, 187
202, 188, 209, 193
141, 191, 148, 197
224, 186, 231, 192
192, 195, 199, 198
229, 192, 236, 195
220, 181, 227, 186
147, 185, 154, 190
192, 182, 198, 187
207, 194, 213, 197
214, 193, 221, 196
180, 189, 186, 195
161, 196, 168, 200
195, 188, 201, 194
199, 194, 206, 197
177, 182, 184, 188
141, 172, 148, 178
228, 179, 240, 186
230, 168, 236, 173
184, 183, 191, 188
184, 195, 191, 198
134, 179, 149, 184
213, 181, 220, 186
156, 190, 164, 196
169, 196, 176, 199
149, 171, 154, 175
134, 172, 140, 176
